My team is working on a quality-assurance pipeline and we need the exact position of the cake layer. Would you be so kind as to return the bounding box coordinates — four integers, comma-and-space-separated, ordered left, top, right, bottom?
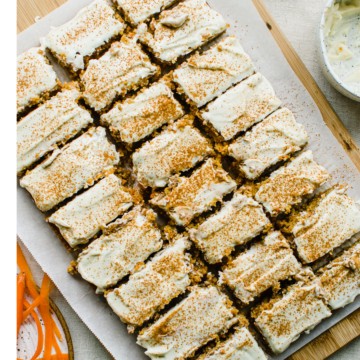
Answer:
137, 286, 238, 360
228, 107, 308, 179
151, 158, 237, 226
139, 0, 227, 63
20, 127, 119, 212
200, 73, 281, 140
189, 192, 270, 264
173, 36, 255, 108
77, 206, 163, 292
48, 174, 134, 247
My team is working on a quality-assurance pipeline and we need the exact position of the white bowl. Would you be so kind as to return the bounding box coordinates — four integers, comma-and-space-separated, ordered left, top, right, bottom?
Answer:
318, 0, 360, 102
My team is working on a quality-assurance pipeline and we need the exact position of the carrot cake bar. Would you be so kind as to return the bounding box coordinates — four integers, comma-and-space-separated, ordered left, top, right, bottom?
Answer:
139, 0, 227, 64
48, 175, 135, 248
100, 80, 184, 145
17, 84, 93, 174
255, 150, 329, 217
113, 0, 179, 26
173, 36, 255, 108
189, 191, 270, 264
198, 326, 267, 360
228, 107, 308, 179
132, 115, 214, 188
284, 185, 360, 263
20, 127, 119, 212
220, 231, 302, 304
137, 286, 238, 360
318, 243, 360, 310
77, 206, 163, 292
199, 73, 281, 141
81, 34, 160, 112
17, 47, 59, 114
150, 158, 236, 226
106, 237, 194, 329
253, 278, 331, 354
41, 0, 126, 74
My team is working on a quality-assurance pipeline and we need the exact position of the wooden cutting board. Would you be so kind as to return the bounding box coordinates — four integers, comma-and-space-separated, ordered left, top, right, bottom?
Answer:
17, 0, 360, 359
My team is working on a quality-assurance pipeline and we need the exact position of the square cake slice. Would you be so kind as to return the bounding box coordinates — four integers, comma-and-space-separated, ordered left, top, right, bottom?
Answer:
20, 127, 119, 212
228, 107, 308, 179
200, 73, 281, 141
100, 79, 184, 145
76, 206, 163, 292
81, 33, 160, 112
150, 158, 237, 226
41, 0, 126, 74
17, 47, 59, 114
48, 174, 136, 248
173, 36, 255, 108
139, 0, 227, 63
17, 84, 93, 174
137, 286, 238, 360
132, 115, 214, 188
220, 231, 302, 304
255, 150, 329, 217
189, 191, 270, 264
318, 243, 360, 310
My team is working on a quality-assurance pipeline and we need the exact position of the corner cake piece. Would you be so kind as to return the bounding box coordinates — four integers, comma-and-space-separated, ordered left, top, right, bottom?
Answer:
139, 0, 227, 64
48, 174, 136, 248
132, 115, 214, 188
81, 33, 160, 112
228, 107, 308, 179
76, 206, 163, 292
137, 286, 238, 360
318, 243, 360, 310
284, 185, 360, 263
253, 272, 331, 354
113, 0, 179, 26
41, 0, 126, 74
255, 150, 329, 217
151, 158, 237, 226
173, 36, 255, 108
17, 47, 59, 114
189, 191, 270, 264
17, 84, 93, 174
100, 79, 184, 145
220, 231, 302, 304
106, 237, 200, 330
20, 127, 119, 212
199, 73, 281, 141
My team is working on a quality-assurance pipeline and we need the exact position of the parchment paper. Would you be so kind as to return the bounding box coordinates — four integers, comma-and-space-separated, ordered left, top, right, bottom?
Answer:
17, 0, 360, 359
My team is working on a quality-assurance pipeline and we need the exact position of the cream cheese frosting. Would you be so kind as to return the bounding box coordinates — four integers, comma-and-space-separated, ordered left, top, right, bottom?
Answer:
106, 237, 192, 328
17, 47, 58, 114
173, 36, 255, 107
20, 127, 119, 212
201, 73, 281, 140
137, 286, 238, 360
17, 86, 93, 174
81, 34, 159, 111
229, 107, 308, 179
132, 116, 213, 188
151, 158, 237, 226
255, 151, 329, 217
101, 81, 184, 144
48, 175, 134, 248
41, 0, 126, 72
139, 0, 227, 63
220, 231, 302, 304
189, 192, 270, 264
291, 186, 360, 263
77, 206, 163, 292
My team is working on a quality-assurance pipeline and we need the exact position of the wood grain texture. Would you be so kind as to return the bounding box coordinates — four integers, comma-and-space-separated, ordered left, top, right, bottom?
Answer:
17, 0, 360, 359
